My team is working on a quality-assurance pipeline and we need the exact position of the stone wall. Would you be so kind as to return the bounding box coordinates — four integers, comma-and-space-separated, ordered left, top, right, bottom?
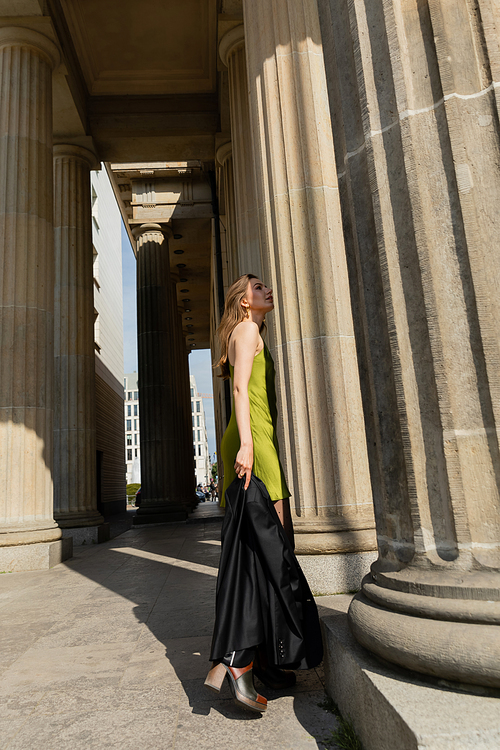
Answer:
95, 370, 126, 517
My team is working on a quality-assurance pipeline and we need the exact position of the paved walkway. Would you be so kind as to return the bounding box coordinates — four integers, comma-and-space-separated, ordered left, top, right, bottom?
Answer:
0, 516, 345, 750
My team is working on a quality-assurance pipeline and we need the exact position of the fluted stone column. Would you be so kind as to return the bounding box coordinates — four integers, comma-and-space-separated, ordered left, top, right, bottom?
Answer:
53, 145, 103, 530
216, 141, 239, 287
242, 2, 375, 554
219, 27, 262, 278
0, 28, 64, 566
315, 0, 500, 687
134, 223, 187, 523
166, 274, 194, 510
174, 304, 195, 507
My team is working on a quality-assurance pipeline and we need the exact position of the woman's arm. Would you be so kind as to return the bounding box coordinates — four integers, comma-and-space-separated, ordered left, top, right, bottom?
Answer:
232, 322, 260, 490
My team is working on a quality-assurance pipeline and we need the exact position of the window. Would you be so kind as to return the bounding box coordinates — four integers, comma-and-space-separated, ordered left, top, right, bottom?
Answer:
193, 430, 196, 442
94, 308, 100, 352
193, 446, 196, 456
127, 405, 131, 416
197, 430, 201, 442
198, 445, 202, 456
134, 404, 138, 416
127, 434, 132, 446
134, 434, 138, 445
197, 415, 200, 427
93, 246, 100, 288
127, 449, 132, 461
126, 419, 131, 430
191, 401, 194, 413
134, 419, 138, 430
196, 401, 201, 413
192, 416, 194, 426
134, 449, 138, 457
134, 391, 139, 400
190, 388, 194, 397
91, 186, 99, 229
128, 392, 132, 401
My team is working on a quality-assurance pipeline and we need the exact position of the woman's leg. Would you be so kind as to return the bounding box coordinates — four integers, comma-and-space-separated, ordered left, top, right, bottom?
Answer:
274, 498, 295, 548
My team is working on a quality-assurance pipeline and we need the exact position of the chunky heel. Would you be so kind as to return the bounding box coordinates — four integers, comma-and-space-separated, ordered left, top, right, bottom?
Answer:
204, 662, 226, 693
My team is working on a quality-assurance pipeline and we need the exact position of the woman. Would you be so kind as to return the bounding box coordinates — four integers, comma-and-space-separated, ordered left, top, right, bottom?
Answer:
219, 274, 293, 542
205, 275, 322, 713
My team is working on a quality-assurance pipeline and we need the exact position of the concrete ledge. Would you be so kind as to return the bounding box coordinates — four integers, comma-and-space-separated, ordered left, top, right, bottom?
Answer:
61, 523, 110, 545
0, 537, 73, 572
298, 551, 377, 594
321, 604, 500, 749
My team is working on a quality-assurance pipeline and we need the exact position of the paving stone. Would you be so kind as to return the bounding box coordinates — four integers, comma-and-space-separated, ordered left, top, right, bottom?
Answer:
4, 708, 179, 750
0, 643, 136, 694
0, 519, 337, 750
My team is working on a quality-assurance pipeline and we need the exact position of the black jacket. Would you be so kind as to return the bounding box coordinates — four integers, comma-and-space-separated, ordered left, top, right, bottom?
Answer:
210, 474, 323, 669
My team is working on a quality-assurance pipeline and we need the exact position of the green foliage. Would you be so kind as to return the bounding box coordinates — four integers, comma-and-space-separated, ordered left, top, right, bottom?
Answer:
211, 462, 218, 479
319, 695, 364, 750
126, 483, 140, 497
328, 716, 363, 750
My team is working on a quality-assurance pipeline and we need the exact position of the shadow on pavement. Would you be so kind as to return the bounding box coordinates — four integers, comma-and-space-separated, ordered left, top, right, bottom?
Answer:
60, 520, 336, 747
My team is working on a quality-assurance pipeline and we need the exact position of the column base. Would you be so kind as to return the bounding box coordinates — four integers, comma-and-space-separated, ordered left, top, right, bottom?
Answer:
133, 504, 187, 524
61, 523, 110, 545
0, 538, 73, 572
321, 601, 500, 750
0, 524, 62, 547
294, 527, 377, 554
55, 510, 104, 528
298, 551, 377, 595
348, 576, 500, 688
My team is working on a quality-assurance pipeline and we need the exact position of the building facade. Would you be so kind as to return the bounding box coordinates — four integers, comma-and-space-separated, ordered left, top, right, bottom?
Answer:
1, 1, 499, 733
190, 376, 210, 486
124, 373, 141, 485
92, 168, 127, 518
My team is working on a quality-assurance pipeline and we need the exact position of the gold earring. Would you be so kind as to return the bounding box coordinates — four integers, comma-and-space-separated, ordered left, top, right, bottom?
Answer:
243, 306, 249, 318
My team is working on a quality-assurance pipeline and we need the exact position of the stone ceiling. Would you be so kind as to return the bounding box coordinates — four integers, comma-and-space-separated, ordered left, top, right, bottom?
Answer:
59, 0, 217, 96
52, 0, 224, 352
2, 0, 243, 353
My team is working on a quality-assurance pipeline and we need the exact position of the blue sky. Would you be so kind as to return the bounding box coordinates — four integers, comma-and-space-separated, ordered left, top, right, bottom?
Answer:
121, 222, 217, 457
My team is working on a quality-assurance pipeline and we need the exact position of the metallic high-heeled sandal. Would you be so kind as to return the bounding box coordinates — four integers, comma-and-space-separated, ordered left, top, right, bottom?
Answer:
204, 661, 267, 713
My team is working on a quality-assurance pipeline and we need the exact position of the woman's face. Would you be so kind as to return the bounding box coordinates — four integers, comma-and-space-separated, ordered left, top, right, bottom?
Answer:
243, 278, 274, 315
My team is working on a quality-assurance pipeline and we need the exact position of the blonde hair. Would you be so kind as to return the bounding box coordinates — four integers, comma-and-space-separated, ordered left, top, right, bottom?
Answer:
216, 274, 265, 380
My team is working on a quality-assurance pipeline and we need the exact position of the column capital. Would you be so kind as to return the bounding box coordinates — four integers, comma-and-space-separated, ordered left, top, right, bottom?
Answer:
219, 24, 245, 67
216, 141, 232, 166
0, 26, 60, 69
53, 144, 100, 171
132, 223, 173, 242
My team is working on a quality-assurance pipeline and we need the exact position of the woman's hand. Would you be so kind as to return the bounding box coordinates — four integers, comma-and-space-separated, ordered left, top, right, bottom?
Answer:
234, 442, 253, 490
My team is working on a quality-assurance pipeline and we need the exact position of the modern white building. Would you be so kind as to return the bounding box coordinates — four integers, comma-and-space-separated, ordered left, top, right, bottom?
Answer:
92, 167, 127, 515
124, 372, 141, 485
191, 376, 210, 486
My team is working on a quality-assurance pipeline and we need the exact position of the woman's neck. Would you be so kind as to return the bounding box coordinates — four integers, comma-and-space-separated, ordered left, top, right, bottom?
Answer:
248, 310, 265, 328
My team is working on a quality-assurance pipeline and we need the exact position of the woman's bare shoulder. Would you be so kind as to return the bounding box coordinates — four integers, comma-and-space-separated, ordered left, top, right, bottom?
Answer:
231, 321, 260, 345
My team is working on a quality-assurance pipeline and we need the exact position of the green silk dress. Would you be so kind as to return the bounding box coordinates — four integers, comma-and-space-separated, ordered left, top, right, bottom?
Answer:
220, 342, 290, 507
